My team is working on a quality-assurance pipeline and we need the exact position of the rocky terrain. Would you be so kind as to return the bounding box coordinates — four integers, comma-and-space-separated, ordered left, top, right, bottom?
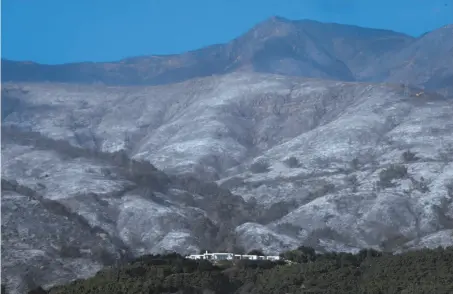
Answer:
1, 17, 453, 293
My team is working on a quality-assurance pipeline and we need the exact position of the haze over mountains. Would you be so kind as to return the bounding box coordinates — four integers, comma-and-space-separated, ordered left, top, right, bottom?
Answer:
1, 17, 453, 293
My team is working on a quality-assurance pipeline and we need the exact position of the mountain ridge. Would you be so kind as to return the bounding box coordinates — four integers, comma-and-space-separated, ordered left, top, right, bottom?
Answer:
2, 17, 452, 95
2, 16, 453, 294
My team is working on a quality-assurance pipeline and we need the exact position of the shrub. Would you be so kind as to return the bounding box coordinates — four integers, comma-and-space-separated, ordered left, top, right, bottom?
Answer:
59, 243, 82, 258
250, 160, 270, 173
401, 150, 419, 163
280, 248, 315, 263
349, 158, 360, 170
357, 248, 382, 261
307, 183, 336, 201
345, 174, 359, 192
283, 156, 300, 168
411, 177, 430, 193
377, 164, 408, 188
297, 246, 316, 258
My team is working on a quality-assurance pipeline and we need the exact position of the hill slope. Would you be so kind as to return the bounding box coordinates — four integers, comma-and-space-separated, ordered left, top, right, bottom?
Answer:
1, 127, 257, 293
2, 72, 453, 292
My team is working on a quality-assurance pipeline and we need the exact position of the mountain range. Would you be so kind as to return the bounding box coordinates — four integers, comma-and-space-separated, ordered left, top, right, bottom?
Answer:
2, 17, 453, 95
1, 17, 453, 293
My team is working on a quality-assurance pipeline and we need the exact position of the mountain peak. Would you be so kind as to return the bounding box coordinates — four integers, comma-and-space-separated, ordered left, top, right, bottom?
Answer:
2, 19, 450, 96
242, 16, 298, 43
266, 15, 291, 23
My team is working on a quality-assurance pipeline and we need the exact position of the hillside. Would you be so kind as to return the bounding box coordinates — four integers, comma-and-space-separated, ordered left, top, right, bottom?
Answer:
1, 126, 261, 293
2, 72, 453, 292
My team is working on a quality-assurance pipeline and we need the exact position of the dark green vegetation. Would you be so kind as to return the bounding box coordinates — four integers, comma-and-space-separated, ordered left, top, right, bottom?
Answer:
24, 246, 453, 294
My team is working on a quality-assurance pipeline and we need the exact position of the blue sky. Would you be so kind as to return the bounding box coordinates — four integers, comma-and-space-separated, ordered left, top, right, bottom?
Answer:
2, 0, 452, 64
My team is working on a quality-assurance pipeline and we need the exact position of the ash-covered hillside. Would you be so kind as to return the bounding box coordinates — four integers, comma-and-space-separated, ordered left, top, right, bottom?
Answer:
2, 17, 452, 95
2, 71, 453, 293
1, 126, 266, 293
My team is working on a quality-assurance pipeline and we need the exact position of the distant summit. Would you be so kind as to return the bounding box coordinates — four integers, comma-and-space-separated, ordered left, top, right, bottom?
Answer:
267, 15, 291, 23
2, 18, 452, 95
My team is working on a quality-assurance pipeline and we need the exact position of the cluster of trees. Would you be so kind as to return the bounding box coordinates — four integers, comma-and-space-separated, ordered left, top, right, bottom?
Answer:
21, 246, 453, 294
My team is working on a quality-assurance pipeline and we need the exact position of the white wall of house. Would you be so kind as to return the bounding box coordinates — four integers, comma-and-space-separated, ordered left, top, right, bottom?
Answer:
185, 252, 281, 261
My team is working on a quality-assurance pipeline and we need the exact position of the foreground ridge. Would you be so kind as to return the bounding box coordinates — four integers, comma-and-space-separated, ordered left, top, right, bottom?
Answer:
22, 246, 453, 294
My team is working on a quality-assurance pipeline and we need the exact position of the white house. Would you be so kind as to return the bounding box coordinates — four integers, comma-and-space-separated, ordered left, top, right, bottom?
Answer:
185, 251, 281, 262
